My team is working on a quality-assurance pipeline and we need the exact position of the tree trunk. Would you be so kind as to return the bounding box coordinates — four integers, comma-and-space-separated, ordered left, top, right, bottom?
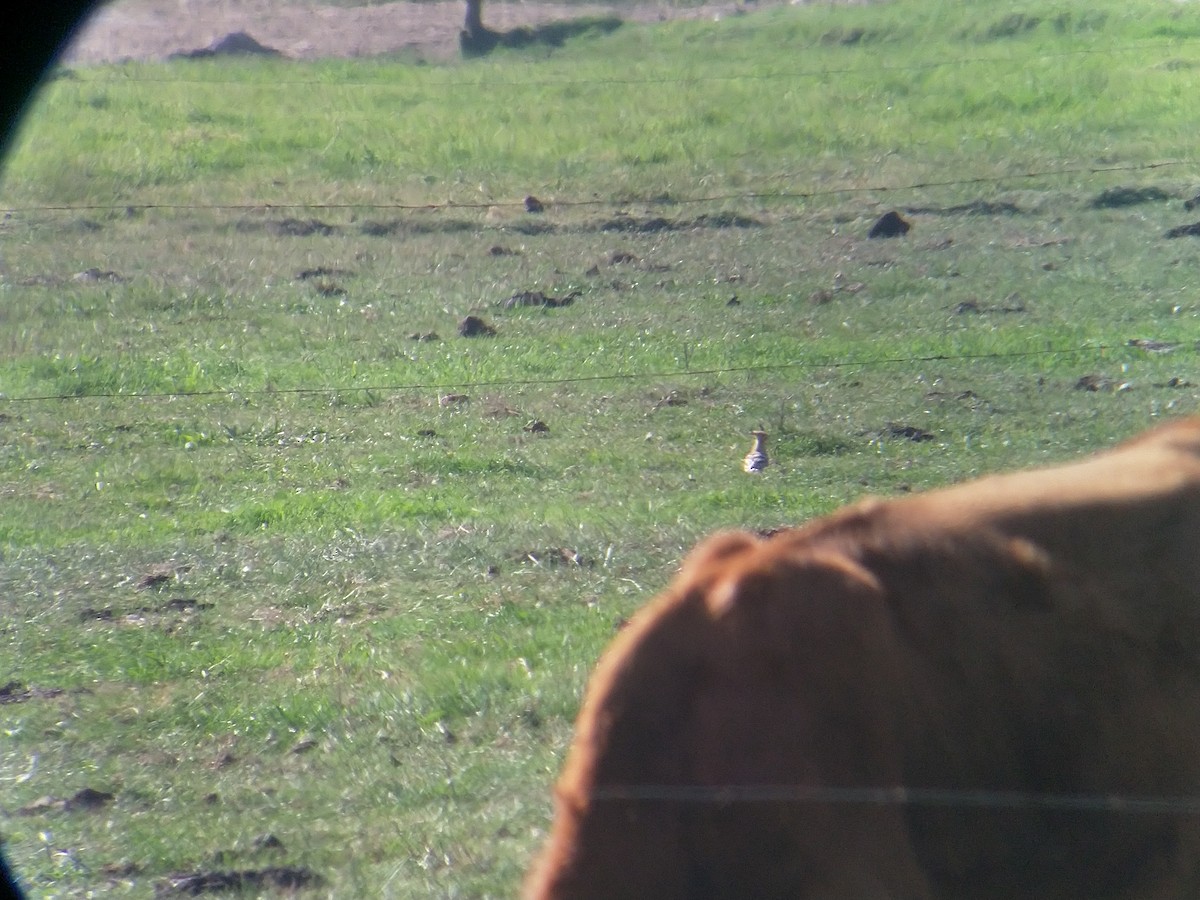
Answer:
460, 0, 499, 56
464, 0, 484, 36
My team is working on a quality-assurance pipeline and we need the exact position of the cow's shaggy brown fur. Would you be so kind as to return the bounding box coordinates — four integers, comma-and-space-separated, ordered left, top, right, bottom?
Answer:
526, 417, 1200, 899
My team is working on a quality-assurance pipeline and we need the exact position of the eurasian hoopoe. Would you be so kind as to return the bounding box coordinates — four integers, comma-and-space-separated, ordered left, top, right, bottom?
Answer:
743, 429, 769, 473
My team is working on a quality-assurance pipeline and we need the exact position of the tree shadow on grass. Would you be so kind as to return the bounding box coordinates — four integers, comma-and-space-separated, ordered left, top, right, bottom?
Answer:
460, 15, 623, 57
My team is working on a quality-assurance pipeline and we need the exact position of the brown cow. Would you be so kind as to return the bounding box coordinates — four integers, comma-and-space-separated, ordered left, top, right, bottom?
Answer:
525, 417, 1200, 899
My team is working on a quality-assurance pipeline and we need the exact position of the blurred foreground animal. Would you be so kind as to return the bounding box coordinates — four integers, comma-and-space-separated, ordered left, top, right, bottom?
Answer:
525, 417, 1200, 899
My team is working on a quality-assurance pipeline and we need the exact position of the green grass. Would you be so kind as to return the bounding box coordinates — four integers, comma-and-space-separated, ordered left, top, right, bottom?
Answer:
7, 0, 1200, 206
2, 0, 1200, 895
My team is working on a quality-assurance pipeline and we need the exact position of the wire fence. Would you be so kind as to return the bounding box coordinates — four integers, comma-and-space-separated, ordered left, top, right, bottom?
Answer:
4, 159, 1195, 215
592, 784, 1200, 815
6, 29, 1197, 409
4, 15, 1200, 883
3, 159, 1192, 406
0, 345, 1117, 406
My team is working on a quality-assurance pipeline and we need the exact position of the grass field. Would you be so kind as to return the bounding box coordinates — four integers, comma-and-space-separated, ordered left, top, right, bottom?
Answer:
2, 0, 1200, 895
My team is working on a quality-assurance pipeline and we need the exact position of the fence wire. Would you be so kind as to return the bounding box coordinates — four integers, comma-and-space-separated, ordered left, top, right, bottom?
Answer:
0, 344, 1114, 406
3, 159, 1194, 216
592, 783, 1200, 815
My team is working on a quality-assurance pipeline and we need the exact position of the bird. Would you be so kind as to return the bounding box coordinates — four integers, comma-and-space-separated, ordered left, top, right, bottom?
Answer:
743, 429, 769, 473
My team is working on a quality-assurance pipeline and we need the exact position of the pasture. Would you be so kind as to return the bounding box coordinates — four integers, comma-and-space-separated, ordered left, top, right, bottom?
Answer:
1, 0, 1199, 895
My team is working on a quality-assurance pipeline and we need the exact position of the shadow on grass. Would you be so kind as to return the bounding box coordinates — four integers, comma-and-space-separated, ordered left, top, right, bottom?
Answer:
460, 15, 624, 57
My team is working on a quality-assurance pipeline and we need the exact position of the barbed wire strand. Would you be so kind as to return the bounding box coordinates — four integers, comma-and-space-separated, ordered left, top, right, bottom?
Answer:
3, 160, 1193, 216
592, 783, 1200, 815
0, 344, 1113, 406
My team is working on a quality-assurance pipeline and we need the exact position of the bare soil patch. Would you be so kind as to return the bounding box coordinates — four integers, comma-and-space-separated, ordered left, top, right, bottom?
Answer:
63, 0, 782, 64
